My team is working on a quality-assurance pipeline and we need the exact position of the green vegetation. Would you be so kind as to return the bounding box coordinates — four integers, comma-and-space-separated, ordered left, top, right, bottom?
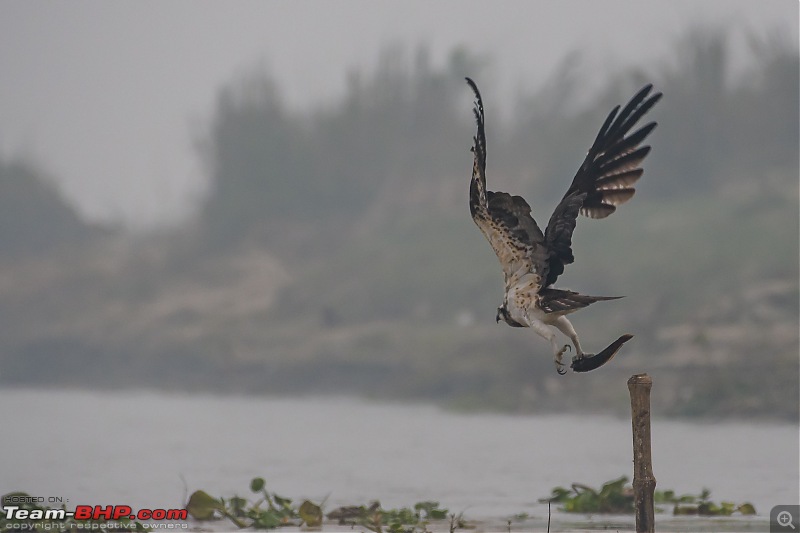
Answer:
185, 479, 319, 529
540, 476, 757, 516
539, 476, 634, 514
325, 500, 456, 533
657, 488, 757, 517
0, 480, 761, 531
186, 477, 459, 532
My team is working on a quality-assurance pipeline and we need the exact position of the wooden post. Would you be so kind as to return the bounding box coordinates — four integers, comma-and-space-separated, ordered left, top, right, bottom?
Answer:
628, 373, 656, 533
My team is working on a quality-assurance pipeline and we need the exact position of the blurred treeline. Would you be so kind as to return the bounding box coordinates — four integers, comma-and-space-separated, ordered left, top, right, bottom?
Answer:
0, 28, 797, 419
0, 160, 106, 256
197, 29, 797, 251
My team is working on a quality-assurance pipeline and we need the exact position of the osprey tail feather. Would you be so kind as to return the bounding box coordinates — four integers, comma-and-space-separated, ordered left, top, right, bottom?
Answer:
538, 288, 623, 314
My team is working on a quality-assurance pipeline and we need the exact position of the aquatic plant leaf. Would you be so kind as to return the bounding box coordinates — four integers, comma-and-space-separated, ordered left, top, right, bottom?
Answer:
252, 510, 282, 529
228, 496, 248, 517
186, 490, 225, 520
298, 500, 323, 527
273, 494, 292, 510
738, 503, 756, 515
673, 504, 697, 516
250, 478, 266, 493
698, 502, 718, 515
428, 508, 449, 520
599, 476, 628, 498
654, 489, 676, 503
571, 483, 598, 496
413, 501, 448, 520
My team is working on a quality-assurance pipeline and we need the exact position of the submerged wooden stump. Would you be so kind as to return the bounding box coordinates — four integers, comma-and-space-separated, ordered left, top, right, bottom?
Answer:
628, 373, 656, 533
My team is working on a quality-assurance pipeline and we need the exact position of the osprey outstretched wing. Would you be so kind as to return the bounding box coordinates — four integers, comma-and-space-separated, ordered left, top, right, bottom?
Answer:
466, 77, 661, 374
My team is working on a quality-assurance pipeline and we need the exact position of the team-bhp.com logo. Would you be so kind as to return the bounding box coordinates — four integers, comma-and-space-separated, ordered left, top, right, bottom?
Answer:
1, 495, 188, 531
4, 506, 187, 521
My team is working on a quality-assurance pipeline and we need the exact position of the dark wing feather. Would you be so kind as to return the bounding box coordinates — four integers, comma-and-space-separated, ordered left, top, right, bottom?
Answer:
542, 84, 661, 287
466, 77, 488, 218
540, 191, 585, 285
466, 78, 549, 288
565, 84, 662, 217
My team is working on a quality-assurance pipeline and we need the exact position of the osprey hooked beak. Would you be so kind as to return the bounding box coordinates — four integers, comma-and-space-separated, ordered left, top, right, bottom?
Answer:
495, 307, 503, 323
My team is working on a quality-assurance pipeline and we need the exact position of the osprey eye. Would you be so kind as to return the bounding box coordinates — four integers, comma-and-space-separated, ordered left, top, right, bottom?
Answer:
466, 78, 660, 375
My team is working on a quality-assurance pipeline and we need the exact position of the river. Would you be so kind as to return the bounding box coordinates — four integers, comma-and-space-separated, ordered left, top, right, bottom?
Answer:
2, 388, 797, 530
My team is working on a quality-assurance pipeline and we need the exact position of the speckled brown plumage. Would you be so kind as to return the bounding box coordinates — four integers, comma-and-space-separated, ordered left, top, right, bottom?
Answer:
465, 77, 660, 373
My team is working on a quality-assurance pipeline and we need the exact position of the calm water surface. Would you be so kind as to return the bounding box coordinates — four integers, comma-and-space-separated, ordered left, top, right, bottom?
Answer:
2, 388, 797, 523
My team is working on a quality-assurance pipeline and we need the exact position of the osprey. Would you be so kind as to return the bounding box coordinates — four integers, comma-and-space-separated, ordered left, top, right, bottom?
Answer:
466, 78, 661, 375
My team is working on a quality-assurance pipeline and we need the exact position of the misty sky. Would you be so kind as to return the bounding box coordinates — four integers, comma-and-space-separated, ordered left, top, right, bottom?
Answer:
0, 1, 796, 228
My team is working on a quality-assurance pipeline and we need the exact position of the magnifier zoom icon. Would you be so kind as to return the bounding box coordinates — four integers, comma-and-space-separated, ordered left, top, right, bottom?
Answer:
778, 510, 796, 529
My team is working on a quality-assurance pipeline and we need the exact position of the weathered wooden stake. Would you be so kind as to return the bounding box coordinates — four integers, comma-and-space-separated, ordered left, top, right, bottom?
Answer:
628, 373, 656, 533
